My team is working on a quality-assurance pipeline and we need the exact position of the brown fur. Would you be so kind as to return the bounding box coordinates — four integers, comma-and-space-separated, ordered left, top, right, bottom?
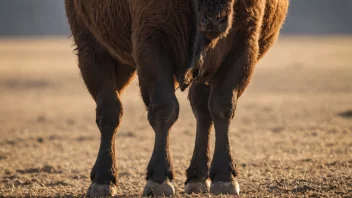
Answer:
65, 0, 288, 196
196, 0, 289, 91
66, 0, 198, 69
185, 0, 289, 194
65, 1, 200, 197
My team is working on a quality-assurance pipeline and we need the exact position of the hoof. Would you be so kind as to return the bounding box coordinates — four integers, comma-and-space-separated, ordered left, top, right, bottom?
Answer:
143, 179, 175, 197
86, 182, 118, 197
184, 179, 210, 194
210, 181, 240, 196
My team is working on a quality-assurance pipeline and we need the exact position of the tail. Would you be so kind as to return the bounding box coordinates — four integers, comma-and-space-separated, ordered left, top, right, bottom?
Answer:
176, 0, 205, 91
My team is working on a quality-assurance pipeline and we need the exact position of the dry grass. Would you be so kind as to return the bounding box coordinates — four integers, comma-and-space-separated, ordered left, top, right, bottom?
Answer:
0, 36, 351, 197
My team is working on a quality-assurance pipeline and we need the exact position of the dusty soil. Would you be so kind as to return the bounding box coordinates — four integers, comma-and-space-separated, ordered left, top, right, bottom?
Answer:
0, 36, 351, 197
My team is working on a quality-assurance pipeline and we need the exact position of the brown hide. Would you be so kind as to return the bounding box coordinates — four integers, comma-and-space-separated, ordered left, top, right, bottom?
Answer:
196, 0, 289, 93
65, 0, 198, 73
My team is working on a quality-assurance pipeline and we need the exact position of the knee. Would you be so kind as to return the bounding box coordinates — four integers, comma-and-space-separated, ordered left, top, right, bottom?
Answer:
189, 84, 211, 117
189, 84, 209, 108
148, 95, 179, 127
208, 92, 237, 121
95, 91, 123, 132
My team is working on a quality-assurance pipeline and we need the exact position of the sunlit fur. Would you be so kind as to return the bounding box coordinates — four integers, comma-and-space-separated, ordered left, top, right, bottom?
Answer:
198, 0, 236, 43
185, 1, 289, 193
196, 0, 290, 94
65, 1, 202, 196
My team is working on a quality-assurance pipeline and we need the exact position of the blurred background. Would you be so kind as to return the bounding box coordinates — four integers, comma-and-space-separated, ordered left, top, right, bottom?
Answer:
0, 0, 352, 36
1, 1, 351, 197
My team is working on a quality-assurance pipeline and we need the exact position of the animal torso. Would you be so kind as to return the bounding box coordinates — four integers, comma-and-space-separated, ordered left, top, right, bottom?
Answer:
67, 0, 195, 69
70, 0, 134, 66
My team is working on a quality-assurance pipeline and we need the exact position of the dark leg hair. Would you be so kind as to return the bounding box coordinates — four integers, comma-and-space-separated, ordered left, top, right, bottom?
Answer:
71, 23, 135, 197
185, 82, 213, 194
133, 30, 179, 197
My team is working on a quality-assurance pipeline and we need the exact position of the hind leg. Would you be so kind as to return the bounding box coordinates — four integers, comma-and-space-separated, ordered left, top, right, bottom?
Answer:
80, 47, 135, 197
133, 30, 179, 197
66, 4, 136, 196
68, 23, 135, 198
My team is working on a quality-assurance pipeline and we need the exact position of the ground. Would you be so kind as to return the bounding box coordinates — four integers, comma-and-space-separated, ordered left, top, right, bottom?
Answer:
0, 36, 351, 198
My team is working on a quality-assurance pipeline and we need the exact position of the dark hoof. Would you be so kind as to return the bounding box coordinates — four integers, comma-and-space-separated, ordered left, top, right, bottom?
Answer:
86, 182, 118, 197
184, 179, 210, 194
143, 179, 175, 197
210, 181, 240, 196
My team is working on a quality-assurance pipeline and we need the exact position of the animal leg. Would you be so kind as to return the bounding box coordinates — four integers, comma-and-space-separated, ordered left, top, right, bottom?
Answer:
133, 30, 179, 197
185, 82, 212, 194
84, 57, 135, 198
72, 30, 135, 198
206, 2, 265, 194
66, 4, 137, 196
207, 84, 240, 196
81, 51, 118, 197
206, 40, 259, 196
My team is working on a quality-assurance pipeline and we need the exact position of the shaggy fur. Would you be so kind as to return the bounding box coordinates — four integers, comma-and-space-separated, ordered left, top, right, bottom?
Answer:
65, 1, 199, 197
185, 0, 289, 194
65, 0, 289, 196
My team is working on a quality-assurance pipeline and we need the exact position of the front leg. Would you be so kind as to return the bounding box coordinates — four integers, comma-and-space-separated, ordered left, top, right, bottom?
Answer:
207, 3, 264, 194
185, 82, 212, 194
208, 45, 257, 196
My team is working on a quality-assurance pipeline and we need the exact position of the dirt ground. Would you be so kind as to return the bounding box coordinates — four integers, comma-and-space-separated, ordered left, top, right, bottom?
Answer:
0, 36, 351, 198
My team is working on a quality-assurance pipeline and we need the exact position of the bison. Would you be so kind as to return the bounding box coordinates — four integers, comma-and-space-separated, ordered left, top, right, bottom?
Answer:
65, 0, 288, 197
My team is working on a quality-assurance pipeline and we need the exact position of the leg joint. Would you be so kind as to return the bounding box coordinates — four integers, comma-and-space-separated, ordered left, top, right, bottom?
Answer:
148, 95, 179, 128
96, 92, 123, 132
208, 92, 236, 121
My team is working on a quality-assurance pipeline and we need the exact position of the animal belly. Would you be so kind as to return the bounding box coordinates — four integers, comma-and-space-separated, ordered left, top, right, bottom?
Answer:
74, 0, 135, 67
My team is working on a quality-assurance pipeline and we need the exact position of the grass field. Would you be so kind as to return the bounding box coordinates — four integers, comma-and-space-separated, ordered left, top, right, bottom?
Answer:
0, 36, 351, 197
